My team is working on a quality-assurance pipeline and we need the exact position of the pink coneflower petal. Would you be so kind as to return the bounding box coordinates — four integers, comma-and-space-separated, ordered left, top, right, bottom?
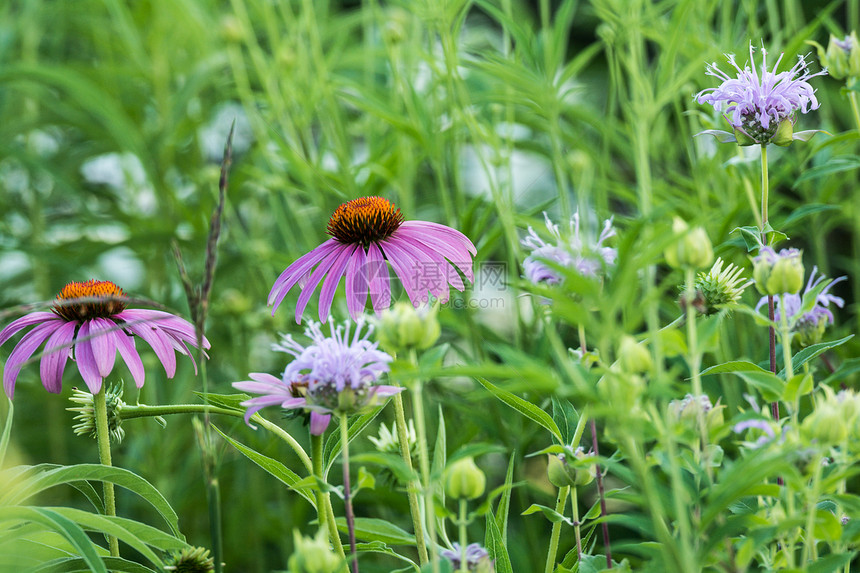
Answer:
3, 322, 59, 398
294, 243, 353, 323
88, 317, 117, 379
384, 238, 457, 303
268, 239, 341, 311
365, 242, 391, 314
318, 244, 358, 323
397, 224, 475, 282
123, 320, 177, 378
379, 240, 425, 305
75, 322, 104, 393
345, 244, 368, 318
114, 331, 145, 387
0, 312, 60, 347
40, 321, 76, 394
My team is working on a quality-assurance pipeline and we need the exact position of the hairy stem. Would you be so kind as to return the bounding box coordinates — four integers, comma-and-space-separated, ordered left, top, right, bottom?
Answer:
544, 485, 569, 573
340, 414, 359, 573
312, 433, 346, 562
392, 390, 428, 564
459, 498, 468, 573
93, 388, 119, 557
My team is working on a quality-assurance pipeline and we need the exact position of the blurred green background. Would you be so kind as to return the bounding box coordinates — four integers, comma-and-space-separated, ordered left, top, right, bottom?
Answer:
1, 0, 857, 570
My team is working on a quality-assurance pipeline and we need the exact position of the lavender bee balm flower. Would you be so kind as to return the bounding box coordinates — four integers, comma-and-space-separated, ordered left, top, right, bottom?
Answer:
695, 44, 827, 145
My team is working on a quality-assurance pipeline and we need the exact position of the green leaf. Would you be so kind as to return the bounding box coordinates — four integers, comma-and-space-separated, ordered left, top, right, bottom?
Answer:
821, 357, 860, 387
213, 426, 316, 508
813, 509, 842, 543
731, 226, 763, 252
782, 203, 840, 227
475, 378, 562, 443
349, 453, 417, 484
701, 360, 770, 376
0, 464, 180, 537
780, 335, 854, 378
494, 453, 516, 541
783, 373, 813, 403
735, 371, 785, 402
521, 504, 572, 525
806, 552, 856, 573
335, 517, 414, 545
0, 507, 107, 573
551, 397, 579, 446
794, 155, 860, 186
0, 398, 12, 468
695, 129, 737, 143
49, 507, 188, 566
354, 541, 419, 568
193, 392, 247, 411
31, 557, 157, 573
485, 512, 513, 573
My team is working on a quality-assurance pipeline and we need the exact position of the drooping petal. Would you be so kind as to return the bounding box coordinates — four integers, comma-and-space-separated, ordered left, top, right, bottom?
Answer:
114, 331, 145, 387
365, 242, 391, 314
309, 412, 331, 435
3, 321, 61, 398
345, 244, 369, 319
295, 243, 352, 324
87, 317, 117, 379
317, 244, 358, 323
124, 320, 177, 378
0, 312, 61, 347
383, 238, 456, 303
39, 321, 76, 394
397, 222, 476, 281
268, 239, 341, 311
75, 322, 104, 394
238, 395, 295, 427
379, 239, 430, 305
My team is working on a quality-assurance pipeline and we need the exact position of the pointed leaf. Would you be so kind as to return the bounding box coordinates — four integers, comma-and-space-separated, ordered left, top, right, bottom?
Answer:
476, 378, 562, 443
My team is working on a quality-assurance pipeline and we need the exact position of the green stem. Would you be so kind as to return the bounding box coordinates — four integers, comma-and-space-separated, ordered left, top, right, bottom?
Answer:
93, 388, 119, 557
312, 433, 346, 562
760, 144, 769, 232
544, 486, 569, 573
801, 455, 824, 565
392, 390, 428, 564
849, 91, 860, 134
761, 144, 780, 434
340, 414, 359, 573
413, 379, 440, 573
779, 294, 794, 381
120, 403, 313, 474
571, 486, 582, 560
685, 268, 710, 476
459, 498, 468, 573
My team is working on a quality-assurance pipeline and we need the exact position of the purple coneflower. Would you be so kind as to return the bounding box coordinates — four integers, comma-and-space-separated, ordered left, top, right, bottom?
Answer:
268, 196, 477, 323
0, 279, 208, 397
695, 44, 827, 145
521, 211, 616, 286
233, 319, 400, 434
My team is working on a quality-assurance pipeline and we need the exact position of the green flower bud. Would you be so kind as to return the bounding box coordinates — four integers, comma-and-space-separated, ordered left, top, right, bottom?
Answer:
288, 529, 344, 573
694, 257, 752, 315
618, 335, 652, 374
165, 546, 215, 573
809, 32, 860, 80
802, 402, 848, 445
375, 302, 441, 354
547, 451, 596, 488
446, 457, 486, 500
669, 394, 725, 433
664, 217, 714, 270
753, 247, 804, 296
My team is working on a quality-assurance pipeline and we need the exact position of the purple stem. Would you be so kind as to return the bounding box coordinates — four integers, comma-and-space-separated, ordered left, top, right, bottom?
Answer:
590, 418, 612, 569
340, 415, 359, 573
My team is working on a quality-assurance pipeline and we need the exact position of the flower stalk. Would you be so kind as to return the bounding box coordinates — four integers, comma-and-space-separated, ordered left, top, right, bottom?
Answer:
340, 414, 359, 573
760, 144, 780, 427
459, 499, 468, 573
93, 387, 119, 557
312, 432, 346, 563
685, 268, 710, 472
544, 485, 569, 573
392, 389, 428, 564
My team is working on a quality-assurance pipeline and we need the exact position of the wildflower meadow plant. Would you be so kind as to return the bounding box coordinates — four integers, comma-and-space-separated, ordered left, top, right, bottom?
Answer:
0, 279, 208, 397
268, 196, 477, 323
695, 44, 827, 146
3, 4, 860, 573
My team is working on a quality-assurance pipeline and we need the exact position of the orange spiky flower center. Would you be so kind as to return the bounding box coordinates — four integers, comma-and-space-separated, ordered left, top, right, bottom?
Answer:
53, 280, 128, 322
326, 196, 404, 247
